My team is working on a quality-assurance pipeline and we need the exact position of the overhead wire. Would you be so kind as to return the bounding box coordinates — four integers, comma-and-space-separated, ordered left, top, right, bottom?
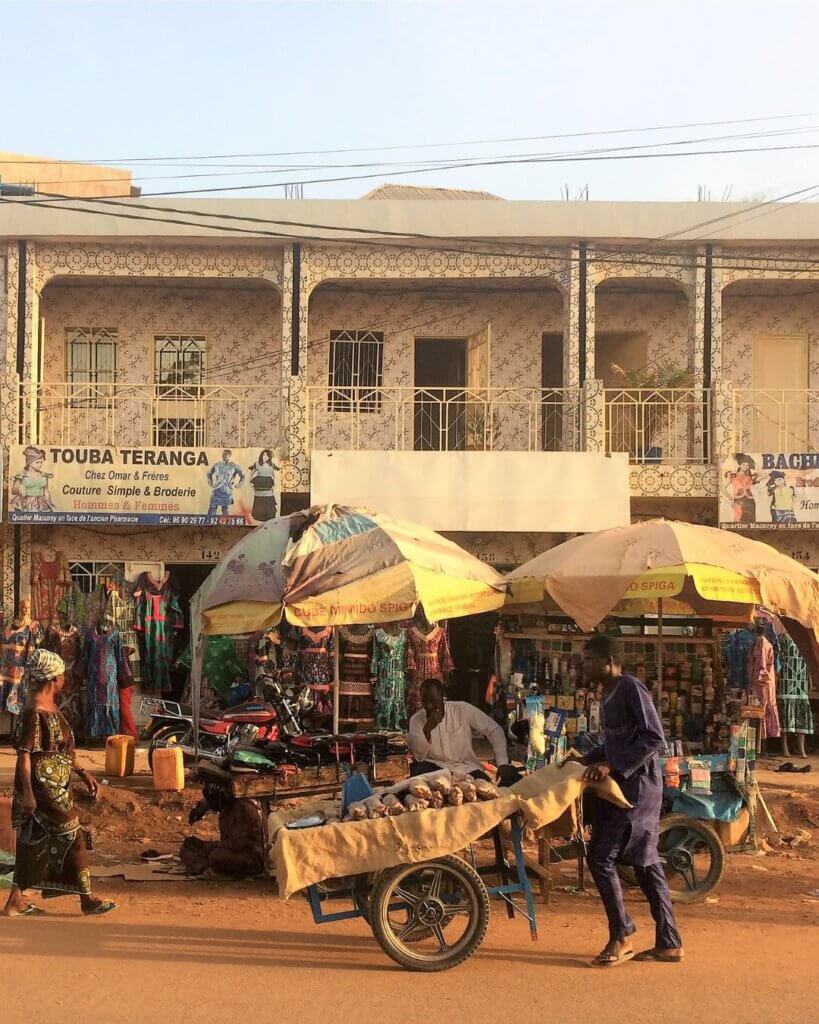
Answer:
5, 109, 817, 165
19, 123, 819, 189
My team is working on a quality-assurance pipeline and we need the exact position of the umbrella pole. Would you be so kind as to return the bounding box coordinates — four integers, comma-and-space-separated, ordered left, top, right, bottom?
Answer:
656, 597, 665, 712
332, 626, 340, 735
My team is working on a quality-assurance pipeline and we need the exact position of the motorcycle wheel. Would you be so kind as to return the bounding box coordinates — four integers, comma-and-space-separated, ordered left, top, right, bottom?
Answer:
148, 724, 189, 769
619, 814, 726, 904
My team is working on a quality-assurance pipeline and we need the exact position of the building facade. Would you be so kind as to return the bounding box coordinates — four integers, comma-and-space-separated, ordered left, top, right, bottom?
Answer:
3, 194, 819, 634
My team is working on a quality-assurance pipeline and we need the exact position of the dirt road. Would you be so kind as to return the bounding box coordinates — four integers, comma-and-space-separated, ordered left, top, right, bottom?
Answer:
2, 747, 818, 1023
1, 851, 816, 1024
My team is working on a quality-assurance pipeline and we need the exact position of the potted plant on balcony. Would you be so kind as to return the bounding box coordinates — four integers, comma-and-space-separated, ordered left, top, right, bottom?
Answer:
609, 360, 695, 462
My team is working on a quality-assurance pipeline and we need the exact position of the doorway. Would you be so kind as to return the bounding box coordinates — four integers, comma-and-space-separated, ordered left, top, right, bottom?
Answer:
751, 334, 809, 450
446, 612, 498, 709
165, 562, 218, 698
414, 337, 467, 450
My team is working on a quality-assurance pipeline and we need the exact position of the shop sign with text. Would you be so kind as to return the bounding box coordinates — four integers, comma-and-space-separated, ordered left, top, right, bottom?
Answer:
7, 445, 280, 527
720, 452, 819, 530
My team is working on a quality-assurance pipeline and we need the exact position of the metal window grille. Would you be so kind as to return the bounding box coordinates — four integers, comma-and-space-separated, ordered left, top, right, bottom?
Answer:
328, 330, 384, 412
68, 561, 126, 594
152, 417, 206, 447
67, 328, 117, 405
155, 335, 206, 399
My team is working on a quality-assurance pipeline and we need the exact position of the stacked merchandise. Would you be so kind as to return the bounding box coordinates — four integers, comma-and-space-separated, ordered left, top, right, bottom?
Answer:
499, 615, 728, 756
343, 768, 499, 822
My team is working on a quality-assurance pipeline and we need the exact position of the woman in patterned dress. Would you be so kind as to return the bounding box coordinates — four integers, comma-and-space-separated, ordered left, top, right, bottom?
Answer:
2, 650, 116, 918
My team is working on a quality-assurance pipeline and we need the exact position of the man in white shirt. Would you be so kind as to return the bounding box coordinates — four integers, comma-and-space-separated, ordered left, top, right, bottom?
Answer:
407, 678, 517, 784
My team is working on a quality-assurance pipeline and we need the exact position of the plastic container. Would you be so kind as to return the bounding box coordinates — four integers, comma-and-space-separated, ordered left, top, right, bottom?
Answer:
152, 745, 185, 791
105, 734, 135, 778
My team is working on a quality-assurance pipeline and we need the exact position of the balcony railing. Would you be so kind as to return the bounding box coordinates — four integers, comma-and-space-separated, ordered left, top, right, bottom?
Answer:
604, 388, 711, 464
20, 380, 285, 449
305, 385, 583, 452
731, 388, 819, 453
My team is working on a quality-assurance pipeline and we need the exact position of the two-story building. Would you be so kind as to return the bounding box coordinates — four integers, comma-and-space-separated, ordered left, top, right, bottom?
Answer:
3, 187, 819, 639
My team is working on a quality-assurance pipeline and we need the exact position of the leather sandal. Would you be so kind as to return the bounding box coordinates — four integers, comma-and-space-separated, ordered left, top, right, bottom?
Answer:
634, 947, 684, 963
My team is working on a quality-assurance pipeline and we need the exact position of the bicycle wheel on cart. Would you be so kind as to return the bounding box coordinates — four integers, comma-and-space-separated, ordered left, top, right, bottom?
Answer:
369, 855, 490, 972
619, 813, 726, 903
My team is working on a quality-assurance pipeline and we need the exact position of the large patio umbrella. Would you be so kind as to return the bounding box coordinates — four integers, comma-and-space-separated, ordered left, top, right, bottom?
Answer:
191, 504, 506, 733
505, 519, 819, 699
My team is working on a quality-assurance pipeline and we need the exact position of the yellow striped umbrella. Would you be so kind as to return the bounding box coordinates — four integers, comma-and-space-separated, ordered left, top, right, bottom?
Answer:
505, 519, 819, 692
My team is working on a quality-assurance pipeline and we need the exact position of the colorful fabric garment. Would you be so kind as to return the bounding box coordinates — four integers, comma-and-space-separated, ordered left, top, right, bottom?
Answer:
338, 626, 373, 697
405, 624, 454, 718
81, 629, 131, 739
370, 628, 409, 731
777, 634, 814, 735
31, 557, 72, 625
133, 573, 184, 693
297, 627, 335, 688
45, 625, 84, 738
57, 584, 108, 632
1, 624, 38, 715
11, 708, 91, 896
104, 584, 140, 677
203, 635, 246, 695
747, 635, 780, 740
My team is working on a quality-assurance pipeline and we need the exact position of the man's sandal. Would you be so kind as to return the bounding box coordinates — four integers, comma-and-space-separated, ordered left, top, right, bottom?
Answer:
591, 947, 636, 967
634, 948, 684, 963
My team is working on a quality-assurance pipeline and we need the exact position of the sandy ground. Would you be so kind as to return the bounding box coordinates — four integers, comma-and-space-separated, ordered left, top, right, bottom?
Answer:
1, 746, 818, 1024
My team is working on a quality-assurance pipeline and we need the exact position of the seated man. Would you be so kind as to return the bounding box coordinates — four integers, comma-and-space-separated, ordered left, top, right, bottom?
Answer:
407, 678, 519, 784
180, 783, 265, 879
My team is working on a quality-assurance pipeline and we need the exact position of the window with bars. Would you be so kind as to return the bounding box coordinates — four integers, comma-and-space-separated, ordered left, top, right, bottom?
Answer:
328, 330, 384, 412
67, 328, 117, 405
68, 561, 126, 594
153, 417, 206, 447
155, 335, 206, 399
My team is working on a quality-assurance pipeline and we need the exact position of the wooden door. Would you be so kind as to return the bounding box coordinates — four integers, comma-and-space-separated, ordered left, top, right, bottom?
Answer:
751, 334, 809, 451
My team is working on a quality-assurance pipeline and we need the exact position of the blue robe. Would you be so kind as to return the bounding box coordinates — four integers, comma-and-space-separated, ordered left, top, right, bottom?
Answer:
585, 674, 666, 867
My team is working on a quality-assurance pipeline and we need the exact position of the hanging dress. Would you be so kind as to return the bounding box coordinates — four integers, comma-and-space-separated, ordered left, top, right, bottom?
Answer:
297, 627, 335, 718
370, 628, 409, 731
338, 626, 374, 723
777, 634, 814, 736
133, 573, 184, 693
45, 624, 83, 738
81, 628, 132, 739
405, 624, 454, 718
747, 634, 781, 740
1, 623, 38, 716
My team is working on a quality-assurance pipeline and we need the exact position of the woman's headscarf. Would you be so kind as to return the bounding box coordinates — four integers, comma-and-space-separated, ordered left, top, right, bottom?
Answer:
26, 648, 66, 684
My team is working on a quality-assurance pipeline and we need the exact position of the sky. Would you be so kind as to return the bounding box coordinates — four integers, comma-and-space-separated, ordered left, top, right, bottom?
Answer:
4, 0, 819, 203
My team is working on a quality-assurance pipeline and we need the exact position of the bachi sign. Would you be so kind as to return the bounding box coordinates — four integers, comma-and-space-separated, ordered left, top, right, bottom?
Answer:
7, 445, 281, 527
720, 451, 819, 529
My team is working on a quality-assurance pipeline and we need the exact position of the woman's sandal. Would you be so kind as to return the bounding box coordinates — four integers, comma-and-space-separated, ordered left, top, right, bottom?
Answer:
634, 948, 684, 963
7, 904, 46, 917
82, 900, 118, 916
591, 947, 636, 968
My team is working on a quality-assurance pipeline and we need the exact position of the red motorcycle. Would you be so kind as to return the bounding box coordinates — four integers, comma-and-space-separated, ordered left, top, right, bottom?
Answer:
146, 698, 280, 766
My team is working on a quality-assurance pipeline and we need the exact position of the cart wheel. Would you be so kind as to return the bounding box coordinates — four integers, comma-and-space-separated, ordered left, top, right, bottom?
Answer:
369, 856, 490, 972
619, 814, 726, 904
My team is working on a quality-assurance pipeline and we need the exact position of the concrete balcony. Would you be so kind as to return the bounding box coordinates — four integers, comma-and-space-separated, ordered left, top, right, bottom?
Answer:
19, 379, 285, 450
305, 385, 583, 453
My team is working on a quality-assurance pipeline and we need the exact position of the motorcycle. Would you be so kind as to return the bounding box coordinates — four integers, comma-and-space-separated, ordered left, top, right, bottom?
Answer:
145, 697, 281, 766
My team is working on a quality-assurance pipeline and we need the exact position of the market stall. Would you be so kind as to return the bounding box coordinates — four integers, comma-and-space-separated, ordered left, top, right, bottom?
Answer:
187, 504, 506, 770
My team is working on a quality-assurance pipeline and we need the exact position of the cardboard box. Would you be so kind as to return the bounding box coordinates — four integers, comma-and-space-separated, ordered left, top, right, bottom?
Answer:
716, 808, 750, 847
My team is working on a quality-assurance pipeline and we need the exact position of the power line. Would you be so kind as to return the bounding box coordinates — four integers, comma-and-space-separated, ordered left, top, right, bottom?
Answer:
6, 110, 817, 165
19, 123, 819, 189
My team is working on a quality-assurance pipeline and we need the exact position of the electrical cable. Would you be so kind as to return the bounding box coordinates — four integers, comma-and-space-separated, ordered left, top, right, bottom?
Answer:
6, 110, 817, 165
